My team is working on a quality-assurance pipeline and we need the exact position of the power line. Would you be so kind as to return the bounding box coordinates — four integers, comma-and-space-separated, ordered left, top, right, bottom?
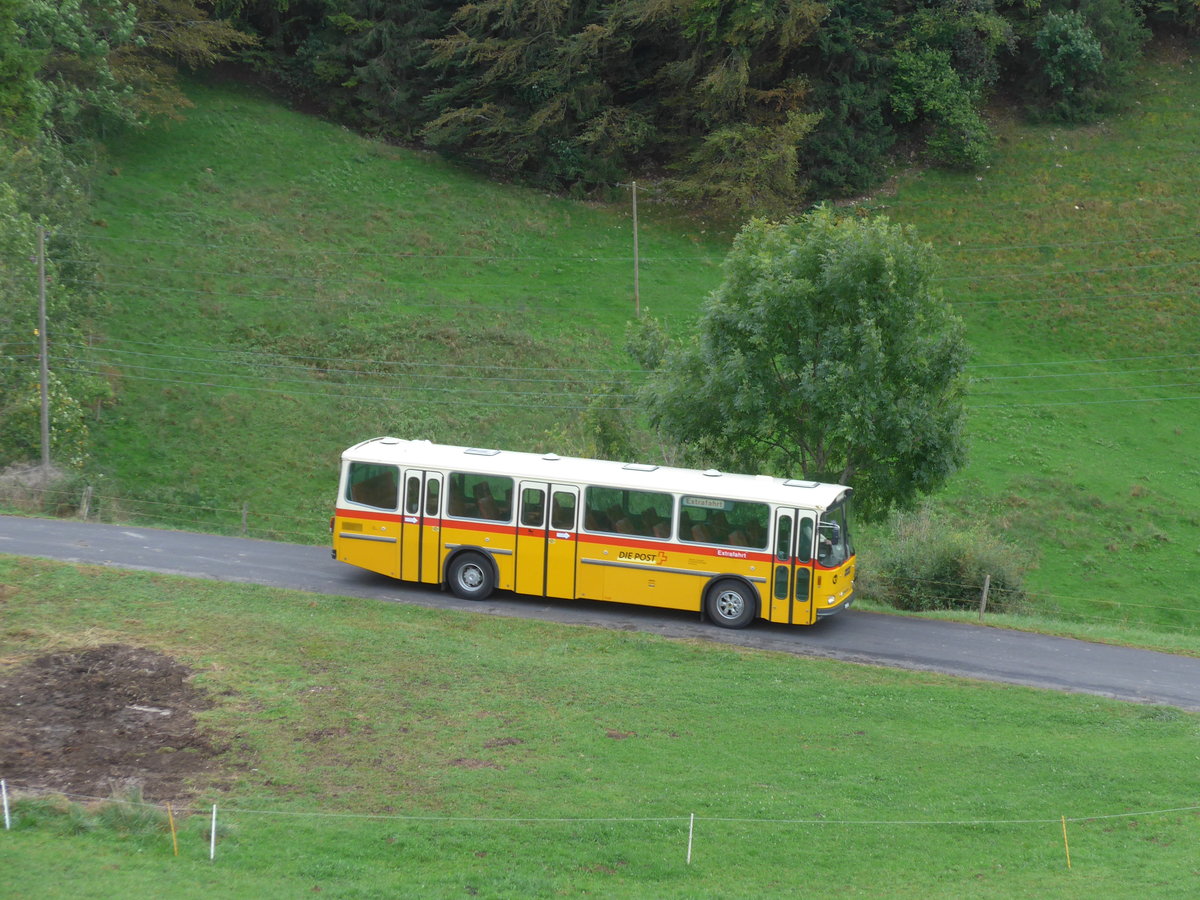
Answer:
54, 363, 641, 410
74, 336, 647, 376
969, 393, 1200, 409
967, 352, 1200, 370
935, 257, 1200, 282
949, 287, 1196, 307
60, 358, 640, 399
73, 230, 1200, 268
972, 380, 1200, 398
975, 365, 1200, 383
70, 346, 644, 390
79, 235, 719, 265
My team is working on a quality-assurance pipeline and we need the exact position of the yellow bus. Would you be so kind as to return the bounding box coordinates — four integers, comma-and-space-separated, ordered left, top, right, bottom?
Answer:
332, 437, 855, 628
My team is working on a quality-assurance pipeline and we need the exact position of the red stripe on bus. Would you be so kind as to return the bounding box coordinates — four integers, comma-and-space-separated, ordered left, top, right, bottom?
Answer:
336, 511, 788, 564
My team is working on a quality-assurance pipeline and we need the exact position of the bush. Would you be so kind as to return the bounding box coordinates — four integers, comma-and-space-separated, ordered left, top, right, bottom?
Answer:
1019, 0, 1150, 122
863, 505, 1029, 613
0, 370, 90, 470
1034, 11, 1106, 120
892, 49, 993, 170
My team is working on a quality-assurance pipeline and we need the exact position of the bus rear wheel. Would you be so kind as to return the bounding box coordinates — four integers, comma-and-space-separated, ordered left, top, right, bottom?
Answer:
448, 552, 494, 601
706, 580, 757, 629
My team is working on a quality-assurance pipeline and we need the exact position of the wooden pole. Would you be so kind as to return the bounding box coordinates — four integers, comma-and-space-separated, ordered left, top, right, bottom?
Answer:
978, 574, 991, 621
631, 181, 640, 318
37, 227, 50, 476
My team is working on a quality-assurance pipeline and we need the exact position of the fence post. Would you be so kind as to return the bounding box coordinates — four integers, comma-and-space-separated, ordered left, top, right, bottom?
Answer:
978, 574, 991, 621
78, 485, 92, 520
210, 804, 218, 860
2, 779, 10, 830
241, 502, 248, 536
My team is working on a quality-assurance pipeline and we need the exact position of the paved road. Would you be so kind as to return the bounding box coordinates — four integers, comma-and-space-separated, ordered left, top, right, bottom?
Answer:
3, 515, 1200, 710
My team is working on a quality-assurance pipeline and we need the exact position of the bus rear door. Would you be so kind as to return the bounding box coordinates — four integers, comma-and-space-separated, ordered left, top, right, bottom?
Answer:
400, 469, 443, 585
515, 482, 579, 599
770, 508, 816, 625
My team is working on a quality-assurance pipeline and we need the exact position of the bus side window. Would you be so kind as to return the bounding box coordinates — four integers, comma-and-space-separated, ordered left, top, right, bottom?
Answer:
346, 463, 399, 511
551, 491, 576, 530
797, 516, 814, 563
425, 479, 440, 517
405, 475, 421, 515
583, 487, 615, 532
447, 474, 470, 518
521, 488, 546, 527
775, 516, 792, 563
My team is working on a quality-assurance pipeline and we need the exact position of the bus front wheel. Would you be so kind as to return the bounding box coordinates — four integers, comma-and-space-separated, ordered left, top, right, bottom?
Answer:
706, 580, 757, 629
448, 552, 495, 601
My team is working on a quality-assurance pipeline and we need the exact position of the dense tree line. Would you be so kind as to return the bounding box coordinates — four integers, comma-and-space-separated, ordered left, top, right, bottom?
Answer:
0, 0, 1188, 220
228, 0, 1178, 210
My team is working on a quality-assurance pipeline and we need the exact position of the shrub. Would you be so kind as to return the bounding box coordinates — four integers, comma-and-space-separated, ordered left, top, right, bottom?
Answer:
1034, 11, 1105, 120
1020, 0, 1150, 122
892, 49, 993, 170
863, 505, 1029, 613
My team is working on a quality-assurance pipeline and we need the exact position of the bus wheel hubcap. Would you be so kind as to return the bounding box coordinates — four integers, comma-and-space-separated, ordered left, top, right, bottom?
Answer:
716, 590, 743, 619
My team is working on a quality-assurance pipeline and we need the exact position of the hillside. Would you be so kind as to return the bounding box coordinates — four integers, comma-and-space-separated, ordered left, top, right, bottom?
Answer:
44, 49, 1200, 634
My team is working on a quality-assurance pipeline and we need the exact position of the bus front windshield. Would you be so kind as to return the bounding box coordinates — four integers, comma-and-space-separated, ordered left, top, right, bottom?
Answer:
816, 499, 853, 567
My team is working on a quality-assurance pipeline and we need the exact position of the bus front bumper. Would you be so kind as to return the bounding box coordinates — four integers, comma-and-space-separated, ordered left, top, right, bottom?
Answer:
816, 590, 854, 619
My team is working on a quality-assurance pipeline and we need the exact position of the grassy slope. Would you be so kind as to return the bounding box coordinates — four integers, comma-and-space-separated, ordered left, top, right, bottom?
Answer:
73, 52, 1200, 638
2, 556, 1198, 898
856, 50, 1200, 631
83, 76, 726, 539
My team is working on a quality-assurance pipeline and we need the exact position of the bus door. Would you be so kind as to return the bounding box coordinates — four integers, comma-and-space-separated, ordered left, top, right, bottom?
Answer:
771, 508, 816, 625
515, 482, 579, 599
400, 469, 442, 585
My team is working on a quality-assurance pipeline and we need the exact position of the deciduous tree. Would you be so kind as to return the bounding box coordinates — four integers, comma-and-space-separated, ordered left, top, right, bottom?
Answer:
639, 208, 969, 521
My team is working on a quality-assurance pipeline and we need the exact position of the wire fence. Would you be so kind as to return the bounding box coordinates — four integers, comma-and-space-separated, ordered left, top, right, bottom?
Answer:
0, 482, 324, 544
2, 778, 1197, 870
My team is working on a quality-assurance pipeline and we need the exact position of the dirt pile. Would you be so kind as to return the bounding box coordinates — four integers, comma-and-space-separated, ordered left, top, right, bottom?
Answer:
0, 644, 223, 800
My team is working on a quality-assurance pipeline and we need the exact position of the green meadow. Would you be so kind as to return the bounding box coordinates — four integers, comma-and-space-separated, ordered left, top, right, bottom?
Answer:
1, 556, 1198, 898
65, 55, 1200, 636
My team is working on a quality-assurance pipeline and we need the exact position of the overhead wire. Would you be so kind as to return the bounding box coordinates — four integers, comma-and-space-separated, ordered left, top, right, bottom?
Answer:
62, 335, 649, 376
53, 363, 643, 410
62, 343, 645, 387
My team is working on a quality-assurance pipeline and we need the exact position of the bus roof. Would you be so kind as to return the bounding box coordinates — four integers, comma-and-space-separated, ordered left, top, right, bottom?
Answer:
342, 437, 852, 512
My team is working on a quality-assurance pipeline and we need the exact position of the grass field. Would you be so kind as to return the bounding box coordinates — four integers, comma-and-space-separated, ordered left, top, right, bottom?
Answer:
1, 555, 1198, 898
42, 56, 1200, 636
69, 74, 728, 544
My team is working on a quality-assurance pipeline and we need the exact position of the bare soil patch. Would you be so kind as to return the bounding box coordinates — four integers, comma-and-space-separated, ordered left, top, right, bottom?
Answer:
0, 644, 223, 801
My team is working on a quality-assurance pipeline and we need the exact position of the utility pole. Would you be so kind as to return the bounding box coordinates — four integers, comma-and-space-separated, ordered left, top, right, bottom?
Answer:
631, 181, 640, 318
37, 226, 50, 475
